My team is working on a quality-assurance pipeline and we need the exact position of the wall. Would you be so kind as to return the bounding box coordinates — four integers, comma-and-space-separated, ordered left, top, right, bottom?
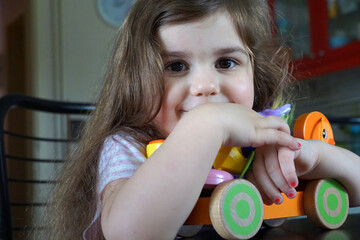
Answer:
0, 0, 27, 96
29, 0, 123, 102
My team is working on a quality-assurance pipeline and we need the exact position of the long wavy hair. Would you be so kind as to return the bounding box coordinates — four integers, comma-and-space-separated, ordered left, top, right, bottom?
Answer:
39, 0, 294, 239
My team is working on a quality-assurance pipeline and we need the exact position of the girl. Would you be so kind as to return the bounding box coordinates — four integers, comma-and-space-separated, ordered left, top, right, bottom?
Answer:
43, 0, 360, 239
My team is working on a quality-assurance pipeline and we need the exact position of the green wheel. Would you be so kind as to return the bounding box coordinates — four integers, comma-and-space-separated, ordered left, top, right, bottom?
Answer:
304, 179, 349, 229
210, 179, 264, 240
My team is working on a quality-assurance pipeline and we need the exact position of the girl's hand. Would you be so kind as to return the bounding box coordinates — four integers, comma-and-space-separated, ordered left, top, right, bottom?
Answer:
246, 146, 298, 205
194, 103, 300, 151
246, 139, 319, 205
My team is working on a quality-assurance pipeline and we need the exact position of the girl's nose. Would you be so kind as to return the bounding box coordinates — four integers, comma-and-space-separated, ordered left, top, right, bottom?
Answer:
190, 75, 220, 97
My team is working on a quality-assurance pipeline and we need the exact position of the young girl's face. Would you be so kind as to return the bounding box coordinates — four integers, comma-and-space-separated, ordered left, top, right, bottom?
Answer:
155, 12, 254, 136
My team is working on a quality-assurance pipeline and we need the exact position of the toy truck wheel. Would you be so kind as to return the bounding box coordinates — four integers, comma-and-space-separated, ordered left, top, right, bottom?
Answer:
263, 218, 287, 228
177, 225, 203, 237
304, 179, 349, 229
209, 179, 264, 240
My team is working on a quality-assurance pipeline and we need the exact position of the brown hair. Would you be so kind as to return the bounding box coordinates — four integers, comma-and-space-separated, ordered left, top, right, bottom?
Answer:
40, 0, 293, 239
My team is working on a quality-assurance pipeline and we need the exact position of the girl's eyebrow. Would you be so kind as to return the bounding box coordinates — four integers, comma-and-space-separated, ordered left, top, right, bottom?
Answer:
161, 47, 249, 58
214, 47, 249, 56
161, 51, 190, 59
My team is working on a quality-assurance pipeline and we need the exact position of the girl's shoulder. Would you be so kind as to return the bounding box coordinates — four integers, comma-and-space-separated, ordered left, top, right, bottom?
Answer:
102, 131, 145, 155
98, 131, 146, 190
99, 131, 146, 170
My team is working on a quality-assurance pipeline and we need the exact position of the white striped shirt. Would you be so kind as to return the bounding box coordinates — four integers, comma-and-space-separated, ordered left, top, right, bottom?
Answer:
84, 133, 146, 239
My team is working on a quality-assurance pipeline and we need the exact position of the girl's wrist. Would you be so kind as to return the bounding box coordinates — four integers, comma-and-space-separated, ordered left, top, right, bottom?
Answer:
175, 104, 224, 143
183, 104, 226, 144
299, 139, 336, 179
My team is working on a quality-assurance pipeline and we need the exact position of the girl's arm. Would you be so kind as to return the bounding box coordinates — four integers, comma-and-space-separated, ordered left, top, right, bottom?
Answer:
100, 103, 300, 240
247, 139, 360, 207
296, 139, 360, 206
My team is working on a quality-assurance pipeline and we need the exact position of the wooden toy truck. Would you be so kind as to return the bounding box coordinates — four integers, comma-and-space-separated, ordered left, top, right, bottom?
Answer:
147, 112, 349, 239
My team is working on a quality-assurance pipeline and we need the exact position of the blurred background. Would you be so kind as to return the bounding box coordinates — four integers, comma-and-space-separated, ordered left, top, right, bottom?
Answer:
0, 0, 126, 102
0, 1, 136, 238
0, 0, 360, 238
2, 0, 360, 150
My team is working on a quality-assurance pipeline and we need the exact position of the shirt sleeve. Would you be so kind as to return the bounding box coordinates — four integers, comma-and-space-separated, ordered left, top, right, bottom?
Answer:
98, 134, 146, 195
84, 133, 146, 240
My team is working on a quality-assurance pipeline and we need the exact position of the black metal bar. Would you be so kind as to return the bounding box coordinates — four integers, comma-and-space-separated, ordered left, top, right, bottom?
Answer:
8, 178, 56, 184
0, 94, 94, 115
6, 155, 63, 163
3, 131, 75, 143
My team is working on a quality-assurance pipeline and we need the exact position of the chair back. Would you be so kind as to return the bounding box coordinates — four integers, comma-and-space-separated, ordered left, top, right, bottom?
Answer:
0, 94, 93, 240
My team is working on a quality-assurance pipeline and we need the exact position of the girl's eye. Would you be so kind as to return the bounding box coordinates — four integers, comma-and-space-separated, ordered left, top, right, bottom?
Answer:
216, 59, 236, 69
165, 62, 187, 72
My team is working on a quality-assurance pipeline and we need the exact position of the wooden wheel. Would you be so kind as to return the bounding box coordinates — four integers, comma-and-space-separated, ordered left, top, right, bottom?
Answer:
304, 179, 349, 229
209, 179, 264, 240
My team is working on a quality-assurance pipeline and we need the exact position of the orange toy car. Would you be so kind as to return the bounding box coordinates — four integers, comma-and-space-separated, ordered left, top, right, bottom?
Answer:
147, 112, 349, 239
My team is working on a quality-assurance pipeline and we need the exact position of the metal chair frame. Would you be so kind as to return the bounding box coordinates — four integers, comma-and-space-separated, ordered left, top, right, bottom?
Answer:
0, 94, 93, 240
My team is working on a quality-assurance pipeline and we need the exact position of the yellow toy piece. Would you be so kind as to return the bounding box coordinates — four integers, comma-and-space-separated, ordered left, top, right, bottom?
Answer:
146, 140, 164, 157
147, 140, 247, 175
213, 147, 246, 175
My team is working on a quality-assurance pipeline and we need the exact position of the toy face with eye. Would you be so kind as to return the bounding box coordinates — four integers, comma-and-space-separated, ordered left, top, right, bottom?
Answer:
293, 112, 335, 145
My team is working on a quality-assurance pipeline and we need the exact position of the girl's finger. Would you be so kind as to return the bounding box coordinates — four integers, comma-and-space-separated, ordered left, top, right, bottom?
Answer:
253, 129, 300, 150
259, 115, 291, 134
252, 150, 283, 204
245, 170, 273, 205
263, 147, 296, 199
278, 147, 298, 189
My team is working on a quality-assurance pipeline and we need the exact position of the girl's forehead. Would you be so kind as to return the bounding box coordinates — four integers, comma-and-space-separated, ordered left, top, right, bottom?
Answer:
158, 12, 247, 52
159, 11, 232, 32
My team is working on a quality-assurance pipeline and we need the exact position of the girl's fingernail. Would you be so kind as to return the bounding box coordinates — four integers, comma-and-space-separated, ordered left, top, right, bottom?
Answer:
298, 143, 302, 147
275, 198, 281, 204
288, 193, 295, 198
290, 182, 296, 187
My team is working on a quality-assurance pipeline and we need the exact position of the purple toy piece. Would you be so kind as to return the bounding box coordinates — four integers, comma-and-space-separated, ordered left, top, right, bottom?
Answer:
258, 104, 291, 117
204, 169, 234, 188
